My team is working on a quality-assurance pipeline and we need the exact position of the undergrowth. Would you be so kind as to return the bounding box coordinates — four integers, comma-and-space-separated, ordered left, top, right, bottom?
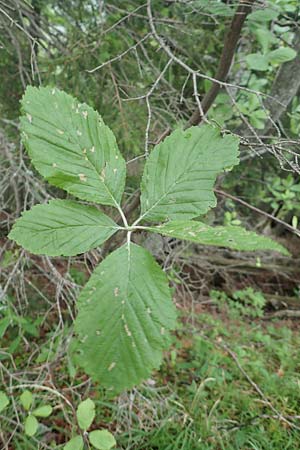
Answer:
1, 288, 300, 449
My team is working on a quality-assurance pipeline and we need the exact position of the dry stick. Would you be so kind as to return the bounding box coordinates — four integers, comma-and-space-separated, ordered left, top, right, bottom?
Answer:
187, 0, 256, 127
215, 188, 300, 237
87, 33, 151, 73
109, 64, 130, 145
264, 310, 300, 319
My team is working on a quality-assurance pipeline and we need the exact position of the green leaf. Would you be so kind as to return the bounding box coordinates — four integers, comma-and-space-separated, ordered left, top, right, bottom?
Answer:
64, 436, 84, 450
247, 8, 278, 23
20, 86, 126, 207
292, 216, 298, 229
253, 29, 276, 54
267, 47, 297, 65
24, 414, 39, 437
89, 430, 116, 450
0, 391, 9, 412
140, 126, 239, 222
250, 114, 266, 130
245, 53, 269, 71
0, 317, 10, 339
20, 390, 33, 411
9, 199, 118, 256
74, 243, 176, 393
197, 0, 233, 17
9, 336, 21, 354
146, 221, 289, 255
76, 398, 95, 431
32, 404, 52, 417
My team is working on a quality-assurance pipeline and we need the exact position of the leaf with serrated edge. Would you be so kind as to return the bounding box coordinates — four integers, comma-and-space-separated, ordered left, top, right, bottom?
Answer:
74, 243, 176, 393
140, 126, 239, 222
20, 86, 126, 207
9, 200, 118, 257
146, 221, 289, 255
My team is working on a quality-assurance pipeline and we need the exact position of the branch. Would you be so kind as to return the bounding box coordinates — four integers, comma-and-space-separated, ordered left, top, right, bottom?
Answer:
187, 0, 255, 127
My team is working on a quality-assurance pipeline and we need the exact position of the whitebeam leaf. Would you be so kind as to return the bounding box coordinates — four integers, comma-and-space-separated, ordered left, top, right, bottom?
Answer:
20, 86, 126, 207
8, 200, 118, 256
140, 126, 239, 222
74, 243, 176, 393
146, 221, 289, 255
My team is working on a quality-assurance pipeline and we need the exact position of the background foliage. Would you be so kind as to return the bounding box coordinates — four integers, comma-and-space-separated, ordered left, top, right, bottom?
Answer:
1, 0, 300, 448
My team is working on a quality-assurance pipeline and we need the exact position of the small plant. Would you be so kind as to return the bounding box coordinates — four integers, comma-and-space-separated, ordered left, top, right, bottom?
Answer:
211, 287, 266, 318
9, 86, 288, 393
264, 173, 300, 229
64, 398, 116, 450
20, 390, 53, 437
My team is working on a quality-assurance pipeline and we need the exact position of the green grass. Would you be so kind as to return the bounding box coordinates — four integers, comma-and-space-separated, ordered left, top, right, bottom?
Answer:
1, 296, 300, 449
106, 310, 300, 450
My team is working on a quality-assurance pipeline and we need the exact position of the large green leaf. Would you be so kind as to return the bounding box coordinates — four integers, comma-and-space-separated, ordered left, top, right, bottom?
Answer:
140, 126, 239, 223
74, 243, 176, 392
20, 86, 126, 207
146, 221, 289, 255
9, 200, 118, 256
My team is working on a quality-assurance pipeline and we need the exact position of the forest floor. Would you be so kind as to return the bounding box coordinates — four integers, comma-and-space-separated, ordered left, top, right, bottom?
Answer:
1, 240, 300, 450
